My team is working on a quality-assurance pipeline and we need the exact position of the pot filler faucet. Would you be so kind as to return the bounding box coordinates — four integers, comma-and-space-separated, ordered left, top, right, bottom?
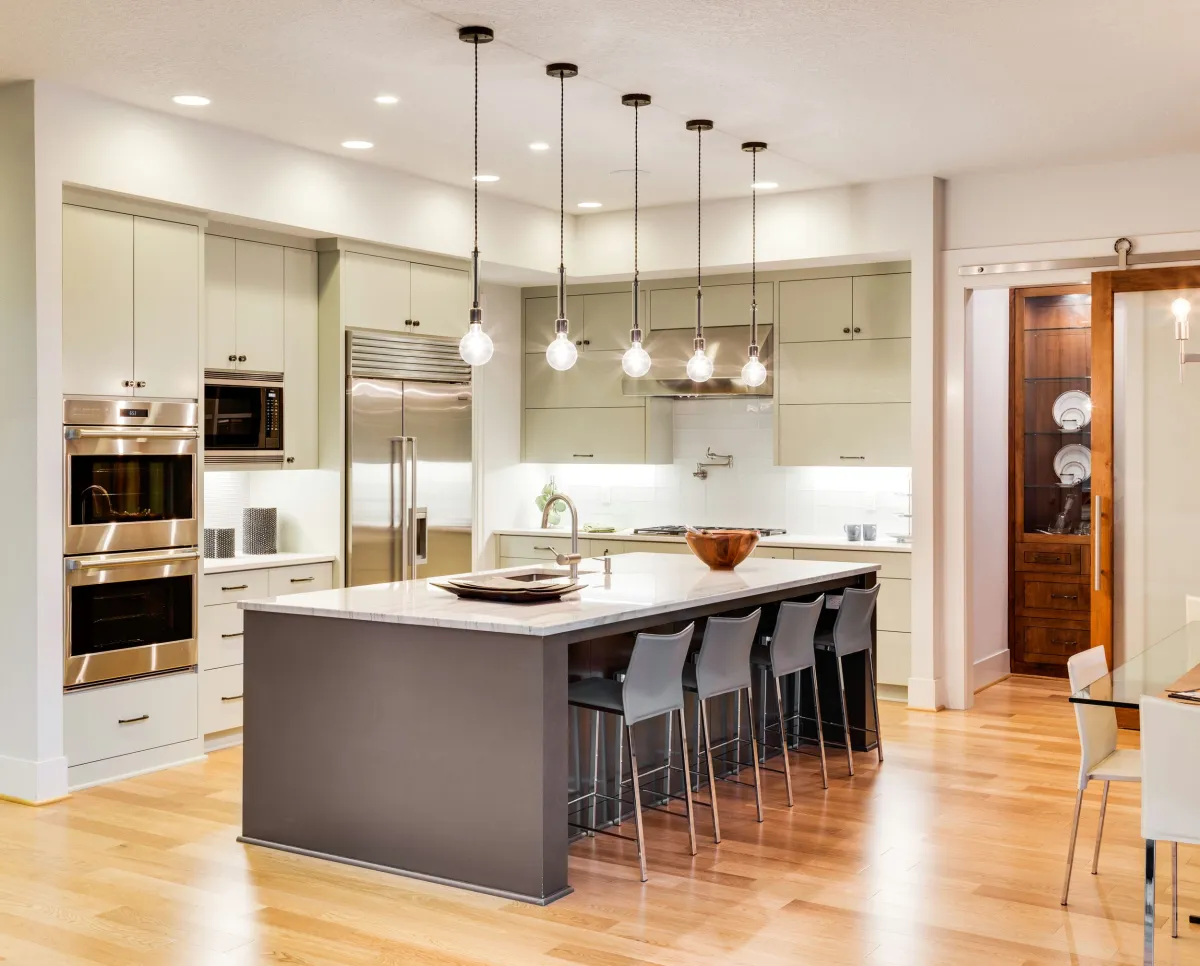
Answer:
539, 491, 582, 581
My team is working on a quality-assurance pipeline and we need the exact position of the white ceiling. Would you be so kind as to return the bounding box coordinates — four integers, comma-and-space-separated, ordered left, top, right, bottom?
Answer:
5, 0, 1200, 214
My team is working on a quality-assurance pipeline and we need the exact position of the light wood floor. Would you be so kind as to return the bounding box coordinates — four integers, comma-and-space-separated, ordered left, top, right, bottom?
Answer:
1, 677, 1195, 965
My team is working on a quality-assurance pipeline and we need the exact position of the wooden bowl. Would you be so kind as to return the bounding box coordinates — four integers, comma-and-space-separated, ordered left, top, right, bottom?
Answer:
685, 529, 759, 570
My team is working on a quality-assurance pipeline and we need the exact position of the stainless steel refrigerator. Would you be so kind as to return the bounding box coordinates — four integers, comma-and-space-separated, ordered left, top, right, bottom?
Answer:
345, 331, 473, 587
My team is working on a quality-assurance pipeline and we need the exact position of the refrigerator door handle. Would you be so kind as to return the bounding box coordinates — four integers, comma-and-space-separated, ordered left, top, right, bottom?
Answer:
391, 436, 409, 582
414, 507, 429, 566
407, 438, 419, 574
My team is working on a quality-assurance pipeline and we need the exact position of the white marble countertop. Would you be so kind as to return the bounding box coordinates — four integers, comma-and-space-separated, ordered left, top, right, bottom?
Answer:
493, 527, 912, 554
204, 552, 337, 575
240, 551, 878, 636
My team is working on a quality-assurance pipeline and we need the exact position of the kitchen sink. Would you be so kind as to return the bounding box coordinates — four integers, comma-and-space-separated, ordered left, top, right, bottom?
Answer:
504, 568, 596, 582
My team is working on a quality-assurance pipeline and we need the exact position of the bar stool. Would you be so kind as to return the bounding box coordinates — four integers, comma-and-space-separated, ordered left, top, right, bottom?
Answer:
567, 624, 697, 882
683, 609, 764, 843
750, 597, 829, 805
817, 584, 882, 776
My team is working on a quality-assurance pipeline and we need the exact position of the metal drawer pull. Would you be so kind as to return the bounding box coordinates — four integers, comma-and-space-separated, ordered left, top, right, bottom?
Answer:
221, 694, 244, 702
533, 545, 555, 552
220, 632, 244, 639
1052, 640, 1079, 647
1032, 554, 1064, 563
573, 453, 594, 458
840, 455, 866, 460
221, 584, 249, 591
118, 714, 149, 724
290, 576, 315, 583
1050, 593, 1079, 600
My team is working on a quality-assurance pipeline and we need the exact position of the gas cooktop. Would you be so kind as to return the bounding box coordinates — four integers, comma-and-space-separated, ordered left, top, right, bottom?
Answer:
632, 525, 787, 536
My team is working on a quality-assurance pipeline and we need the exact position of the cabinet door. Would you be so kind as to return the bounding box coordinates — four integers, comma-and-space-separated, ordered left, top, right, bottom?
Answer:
283, 248, 319, 469
778, 403, 910, 467
853, 273, 911, 339
524, 407, 647, 463
581, 291, 632, 351
409, 262, 469, 338
133, 217, 200, 399
62, 205, 134, 396
649, 282, 768, 330
524, 352, 641, 409
778, 339, 911, 404
525, 295, 584, 352
204, 235, 237, 370
234, 240, 285, 372
342, 251, 410, 332
778, 277, 852, 342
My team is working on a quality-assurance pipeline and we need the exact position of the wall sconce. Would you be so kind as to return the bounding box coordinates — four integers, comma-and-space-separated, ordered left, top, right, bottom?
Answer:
1172, 297, 1200, 381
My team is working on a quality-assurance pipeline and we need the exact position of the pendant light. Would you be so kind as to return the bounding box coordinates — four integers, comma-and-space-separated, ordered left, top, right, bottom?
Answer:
685, 119, 715, 382
457, 25, 495, 366
545, 62, 580, 372
741, 140, 768, 388
621, 93, 652, 378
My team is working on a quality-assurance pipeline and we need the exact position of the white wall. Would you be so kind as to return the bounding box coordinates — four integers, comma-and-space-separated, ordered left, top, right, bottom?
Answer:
204, 470, 341, 555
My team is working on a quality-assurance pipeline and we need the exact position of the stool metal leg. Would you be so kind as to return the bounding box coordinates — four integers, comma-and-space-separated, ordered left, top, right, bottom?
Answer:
745, 686, 764, 823
810, 666, 829, 789
1144, 839, 1156, 966
699, 698, 721, 843
758, 666, 769, 764
590, 710, 601, 835
676, 707, 697, 856
835, 654, 854, 776
773, 673, 793, 807
664, 710, 673, 804
1062, 785, 1085, 905
614, 715, 624, 826
626, 725, 648, 883
1092, 780, 1110, 874
1172, 841, 1179, 939
866, 649, 883, 763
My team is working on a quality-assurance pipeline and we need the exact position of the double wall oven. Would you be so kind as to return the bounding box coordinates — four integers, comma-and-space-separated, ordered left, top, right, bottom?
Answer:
63, 398, 200, 689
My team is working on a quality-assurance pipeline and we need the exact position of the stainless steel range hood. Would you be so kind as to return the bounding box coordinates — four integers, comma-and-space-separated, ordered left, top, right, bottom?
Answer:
621, 324, 774, 397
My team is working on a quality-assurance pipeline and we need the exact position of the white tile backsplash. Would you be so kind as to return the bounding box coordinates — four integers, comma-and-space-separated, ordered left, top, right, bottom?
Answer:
520, 397, 913, 536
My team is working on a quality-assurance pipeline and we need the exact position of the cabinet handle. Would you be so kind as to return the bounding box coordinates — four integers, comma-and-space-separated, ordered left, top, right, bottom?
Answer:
839, 455, 866, 460
842, 327, 851, 334
237, 355, 247, 362
404, 319, 413, 326
575, 340, 583, 346
286, 457, 295, 464
583, 339, 591, 345
1051, 593, 1079, 600
122, 380, 135, 388
135, 381, 146, 388
412, 320, 420, 327
853, 327, 862, 333
118, 714, 149, 725
1093, 495, 1102, 592
221, 694, 244, 702
1032, 554, 1063, 563
290, 576, 315, 583
1052, 640, 1079, 647
228, 354, 237, 362
573, 453, 594, 458
220, 632, 244, 639
221, 584, 249, 591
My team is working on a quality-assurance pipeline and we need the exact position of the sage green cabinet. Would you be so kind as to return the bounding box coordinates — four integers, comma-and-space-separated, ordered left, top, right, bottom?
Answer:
523, 292, 628, 352
339, 251, 468, 336
649, 281, 773, 330
778, 403, 910, 467
778, 277, 853, 342
409, 262, 469, 338
525, 352, 642, 410
524, 404, 671, 464
853, 273, 911, 339
778, 340, 910, 405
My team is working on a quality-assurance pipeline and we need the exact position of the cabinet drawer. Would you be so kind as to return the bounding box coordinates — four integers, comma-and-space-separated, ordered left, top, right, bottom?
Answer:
1020, 623, 1090, 664
498, 535, 577, 560
268, 563, 334, 597
876, 631, 911, 687
583, 539, 632, 558
790, 547, 911, 580
65, 672, 198, 767
1021, 577, 1089, 615
200, 665, 245, 734
1016, 542, 1085, 574
202, 569, 269, 606
752, 547, 794, 559
200, 602, 244, 670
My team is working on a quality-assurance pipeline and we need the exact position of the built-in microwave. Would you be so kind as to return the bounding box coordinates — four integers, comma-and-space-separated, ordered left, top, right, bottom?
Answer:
204, 374, 284, 466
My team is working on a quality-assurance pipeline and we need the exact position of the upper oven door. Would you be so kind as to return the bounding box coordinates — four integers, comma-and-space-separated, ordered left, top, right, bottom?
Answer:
204, 381, 283, 459
63, 427, 199, 555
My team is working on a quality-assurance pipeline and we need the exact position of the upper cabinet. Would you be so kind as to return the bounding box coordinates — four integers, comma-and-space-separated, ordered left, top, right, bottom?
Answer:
282, 249, 319, 469
649, 282, 774, 330
62, 204, 199, 399
778, 273, 910, 342
852, 273, 911, 339
340, 250, 468, 336
204, 236, 284, 372
523, 292, 631, 353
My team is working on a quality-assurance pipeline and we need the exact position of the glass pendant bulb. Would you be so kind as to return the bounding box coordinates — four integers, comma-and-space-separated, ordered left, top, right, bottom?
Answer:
459, 321, 493, 366
687, 346, 714, 382
742, 355, 767, 387
622, 341, 651, 378
546, 330, 578, 371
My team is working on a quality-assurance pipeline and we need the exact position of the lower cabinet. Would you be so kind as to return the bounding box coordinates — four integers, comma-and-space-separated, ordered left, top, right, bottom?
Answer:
200, 666, 245, 735
64, 672, 198, 768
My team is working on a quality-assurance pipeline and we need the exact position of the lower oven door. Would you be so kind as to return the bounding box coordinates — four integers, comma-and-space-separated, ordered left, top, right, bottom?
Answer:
64, 548, 199, 689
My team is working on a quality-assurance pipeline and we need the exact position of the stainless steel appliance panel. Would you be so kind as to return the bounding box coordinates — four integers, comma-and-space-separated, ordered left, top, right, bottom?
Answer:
204, 376, 284, 466
64, 548, 199, 688
347, 377, 407, 587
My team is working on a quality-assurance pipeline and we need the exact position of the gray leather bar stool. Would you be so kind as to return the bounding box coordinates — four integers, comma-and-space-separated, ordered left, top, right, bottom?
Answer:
567, 623, 698, 882
817, 584, 882, 776
683, 609, 764, 842
750, 597, 829, 805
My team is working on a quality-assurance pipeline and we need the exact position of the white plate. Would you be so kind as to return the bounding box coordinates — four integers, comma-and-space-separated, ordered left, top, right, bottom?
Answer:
1054, 443, 1092, 484
1052, 390, 1092, 431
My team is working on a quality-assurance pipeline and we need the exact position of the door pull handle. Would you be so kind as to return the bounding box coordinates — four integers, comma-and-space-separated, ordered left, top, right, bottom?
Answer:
118, 714, 149, 725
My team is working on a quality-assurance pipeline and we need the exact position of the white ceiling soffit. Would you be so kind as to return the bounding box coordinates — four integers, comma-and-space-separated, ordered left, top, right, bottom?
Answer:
5, 0, 1200, 212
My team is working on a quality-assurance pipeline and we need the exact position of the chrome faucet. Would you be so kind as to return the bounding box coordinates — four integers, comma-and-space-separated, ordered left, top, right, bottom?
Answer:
540, 491, 582, 580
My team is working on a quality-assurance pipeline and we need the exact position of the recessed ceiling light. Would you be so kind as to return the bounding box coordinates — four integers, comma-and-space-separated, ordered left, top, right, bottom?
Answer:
752, 181, 779, 190
529, 142, 550, 151
341, 140, 374, 150
374, 94, 400, 105
172, 94, 210, 107
473, 174, 500, 182
577, 201, 603, 209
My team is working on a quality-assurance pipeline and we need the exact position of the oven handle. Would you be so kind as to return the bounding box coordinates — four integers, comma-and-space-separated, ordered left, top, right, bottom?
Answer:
65, 549, 201, 571
64, 427, 199, 440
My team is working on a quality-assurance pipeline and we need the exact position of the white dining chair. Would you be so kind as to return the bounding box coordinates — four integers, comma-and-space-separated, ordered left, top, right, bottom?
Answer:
1061, 645, 1142, 905
1140, 695, 1200, 959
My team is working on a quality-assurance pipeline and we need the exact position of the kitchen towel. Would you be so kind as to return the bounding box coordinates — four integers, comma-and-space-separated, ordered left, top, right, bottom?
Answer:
242, 508, 278, 555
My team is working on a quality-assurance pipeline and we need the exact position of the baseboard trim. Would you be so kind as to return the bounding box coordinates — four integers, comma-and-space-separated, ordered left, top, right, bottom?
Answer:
907, 676, 943, 711
973, 648, 1011, 692
878, 683, 908, 704
204, 728, 244, 753
0, 753, 69, 805
67, 739, 206, 792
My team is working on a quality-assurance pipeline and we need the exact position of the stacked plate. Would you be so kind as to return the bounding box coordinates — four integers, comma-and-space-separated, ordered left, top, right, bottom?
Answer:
431, 573, 586, 603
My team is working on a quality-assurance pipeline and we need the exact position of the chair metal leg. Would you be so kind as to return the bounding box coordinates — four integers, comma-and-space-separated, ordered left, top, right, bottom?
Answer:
866, 649, 883, 763
810, 666, 829, 789
1144, 838, 1156, 966
1092, 780, 1110, 874
590, 710, 601, 835
664, 709, 673, 804
735, 687, 742, 770
745, 686, 764, 823
699, 698, 721, 843
614, 715, 624, 826
676, 708, 697, 856
626, 725, 648, 883
757, 666, 769, 764
835, 654, 854, 776
773, 674, 793, 807
1172, 841, 1179, 939
1062, 785, 1085, 905
693, 696, 702, 793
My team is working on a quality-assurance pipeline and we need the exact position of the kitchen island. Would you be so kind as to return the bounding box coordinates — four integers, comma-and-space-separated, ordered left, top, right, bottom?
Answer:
238, 552, 879, 904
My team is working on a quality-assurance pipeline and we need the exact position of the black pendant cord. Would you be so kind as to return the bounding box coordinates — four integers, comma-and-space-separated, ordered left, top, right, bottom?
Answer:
695, 123, 702, 341
751, 150, 757, 347
633, 102, 639, 285
559, 73, 565, 274
473, 38, 479, 255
